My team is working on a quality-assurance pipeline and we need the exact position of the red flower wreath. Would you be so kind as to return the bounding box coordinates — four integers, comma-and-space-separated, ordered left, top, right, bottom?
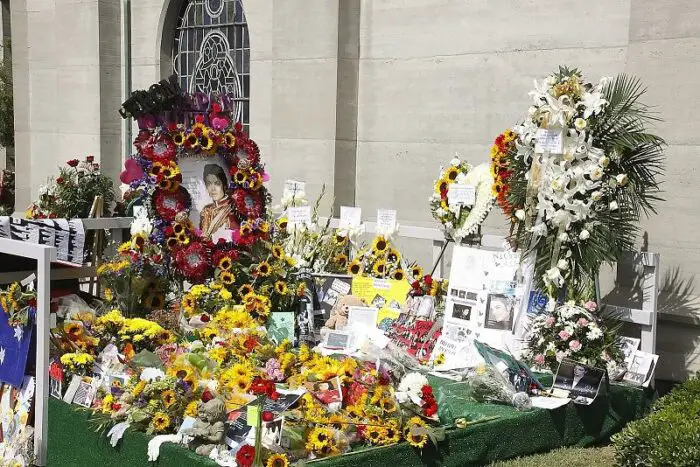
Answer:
229, 138, 260, 170
142, 133, 176, 161
133, 129, 152, 153
175, 241, 210, 283
153, 187, 190, 222
232, 188, 263, 219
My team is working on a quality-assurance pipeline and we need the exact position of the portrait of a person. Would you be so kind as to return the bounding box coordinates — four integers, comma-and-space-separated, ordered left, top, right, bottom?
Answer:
485, 294, 514, 330
199, 164, 237, 239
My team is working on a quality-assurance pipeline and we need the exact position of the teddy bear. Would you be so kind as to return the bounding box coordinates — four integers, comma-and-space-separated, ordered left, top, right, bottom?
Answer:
323, 294, 366, 330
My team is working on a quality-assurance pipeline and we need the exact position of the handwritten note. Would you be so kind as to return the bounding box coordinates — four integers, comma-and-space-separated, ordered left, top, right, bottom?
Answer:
287, 206, 311, 228
376, 209, 397, 233
449, 184, 476, 207
535, 129, 564, 154
284, 180, 305, 194
339, 206, 362, 228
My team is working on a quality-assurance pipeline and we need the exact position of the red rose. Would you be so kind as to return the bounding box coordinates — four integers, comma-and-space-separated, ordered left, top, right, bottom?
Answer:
235, 444, 255, 467
200, 314, 210, 323
56, 177, 65, 184
262, 411, 273, 422
423, 275, 433, 286
212, 103, 222, 113
201, 389, 213, 402
195, 114, 205, 124
424, 402, 438, 417
86, 155, 95, 163
112, 403, 122, 411
49, 213, 57, 219
411, 281, 421, 289
67, 159, 79, 167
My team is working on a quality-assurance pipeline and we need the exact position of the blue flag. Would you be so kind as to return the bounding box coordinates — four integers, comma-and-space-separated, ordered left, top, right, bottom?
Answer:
0, 305, 34, 388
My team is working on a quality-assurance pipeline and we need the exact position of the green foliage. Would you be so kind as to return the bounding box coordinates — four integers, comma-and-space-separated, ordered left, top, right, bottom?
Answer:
0, 39, 13, 148
612, 375, 700, 467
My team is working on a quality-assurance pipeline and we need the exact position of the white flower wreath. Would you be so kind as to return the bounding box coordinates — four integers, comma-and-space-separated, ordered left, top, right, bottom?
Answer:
429, 159, 494, 243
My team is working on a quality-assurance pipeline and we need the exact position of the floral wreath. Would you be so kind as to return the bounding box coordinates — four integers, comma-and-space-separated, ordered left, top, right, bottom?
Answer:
490, 129, 519, 217
429, 159, 494, 242
121, 102, 271, 283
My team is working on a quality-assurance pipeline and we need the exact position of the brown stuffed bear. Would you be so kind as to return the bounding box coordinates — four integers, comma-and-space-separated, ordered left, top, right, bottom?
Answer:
323, 294, 366, 330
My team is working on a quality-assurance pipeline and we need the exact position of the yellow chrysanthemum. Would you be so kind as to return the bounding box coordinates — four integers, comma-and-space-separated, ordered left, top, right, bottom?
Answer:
219, 288, 233, 300
131, 380, 146, 397
104, 288, 114, 302
435, 353, 446, 365
101, 394, 114, 414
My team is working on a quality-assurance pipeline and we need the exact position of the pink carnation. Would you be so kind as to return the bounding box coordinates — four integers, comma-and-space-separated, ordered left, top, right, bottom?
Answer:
577, 318, 589, 327
584, 300, 598, 312
544, 316, 556, 328
558, 330, 570, 341
569, 340, 582, 352
534, 354, 545, 365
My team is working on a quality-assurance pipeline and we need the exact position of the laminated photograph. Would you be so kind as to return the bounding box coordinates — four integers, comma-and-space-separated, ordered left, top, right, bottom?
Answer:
552, 359, 605, 405
622, 351, 658, 388
484, 293, 516, 331
618, 336, 641, 364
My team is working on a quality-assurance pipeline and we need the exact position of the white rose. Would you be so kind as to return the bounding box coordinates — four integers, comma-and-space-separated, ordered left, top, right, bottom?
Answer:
616, 173, 628, 186
574, 118, 587, 131
579, 229, 590, 240
450, 158, 461, 167
589, 167, 603, 181
609, 201, 619, 211
558, 232, 569, 242
515, 209, 526, 221
557, 259, 569, 270
598, 156, 610, 167
591, 191, 602, 201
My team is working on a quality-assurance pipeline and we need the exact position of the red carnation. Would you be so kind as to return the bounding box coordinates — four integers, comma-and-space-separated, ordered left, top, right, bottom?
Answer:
67, 159, 79, 167
200, 314, 210, 323
201, 389, 213, 402
421, 385, 433, 397
235, 444, 255, 467
86, 155, 95, 163
56, 177, 65, 184
423, 275, 433, 286
195, 114, 205, 124
262, 411, 274, 422
424, 402, 438, 417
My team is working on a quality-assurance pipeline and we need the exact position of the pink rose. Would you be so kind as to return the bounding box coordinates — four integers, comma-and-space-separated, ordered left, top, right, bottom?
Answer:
577, 318, 589, 327
569, 340, 582, 352
558, 330, 570, 341
545, 316, 556, 328
534, 354, 545, 366
584, 300, 598, 312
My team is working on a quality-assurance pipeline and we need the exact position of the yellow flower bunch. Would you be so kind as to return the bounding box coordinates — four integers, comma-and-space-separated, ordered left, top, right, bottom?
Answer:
59, 352, 95, 372
118, 317, 172, 345
403, 416, 429, 448
219, 362, 255, 393
184, 400, 199, 418
212, 305, 254, 331
305, 427, 340, 457
242, 293, 271, 324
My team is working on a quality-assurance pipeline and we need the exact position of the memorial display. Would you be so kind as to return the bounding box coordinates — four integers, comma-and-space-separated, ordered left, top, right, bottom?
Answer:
0, 66, 667, 467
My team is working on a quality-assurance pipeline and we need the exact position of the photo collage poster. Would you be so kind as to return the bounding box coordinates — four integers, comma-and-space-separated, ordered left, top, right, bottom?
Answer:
350, 276, 410, 330
445, 245, 533, 352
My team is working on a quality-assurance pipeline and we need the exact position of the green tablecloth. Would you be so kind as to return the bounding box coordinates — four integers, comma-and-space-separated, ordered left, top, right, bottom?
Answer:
47, 381, 653, 466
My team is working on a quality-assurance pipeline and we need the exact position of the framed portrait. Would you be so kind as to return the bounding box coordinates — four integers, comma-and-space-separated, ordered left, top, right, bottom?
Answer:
484, 293, 515, 331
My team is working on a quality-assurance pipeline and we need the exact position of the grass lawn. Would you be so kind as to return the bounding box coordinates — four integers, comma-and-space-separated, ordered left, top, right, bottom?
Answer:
491, 446, 616, 467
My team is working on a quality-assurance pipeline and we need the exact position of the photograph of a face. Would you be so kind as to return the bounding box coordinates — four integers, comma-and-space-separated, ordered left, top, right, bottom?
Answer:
451, 302, 472, 321
484, 294, 514, 330
179, 155, 237, 240
553, 358, 605, 405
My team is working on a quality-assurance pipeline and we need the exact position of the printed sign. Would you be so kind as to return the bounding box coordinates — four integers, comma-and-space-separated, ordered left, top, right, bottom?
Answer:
534, 128, 564, 154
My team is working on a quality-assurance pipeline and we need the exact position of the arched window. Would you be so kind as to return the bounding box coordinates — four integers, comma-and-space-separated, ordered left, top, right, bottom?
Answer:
173, 0, 249, 129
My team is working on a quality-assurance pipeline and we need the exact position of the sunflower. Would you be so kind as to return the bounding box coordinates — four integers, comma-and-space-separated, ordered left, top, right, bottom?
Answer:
271, 245, 284, 259
372, 236, 389, 253
346, 404, 364, 420
348, 259, 363, 276
296, 282, 306, 297
381, 422, 401, 445
386, 248, 401, 264
224, 132, 236, 148
161, 390, 177, 408
259, 221, 270, 233
391, 269, 405, 281
219, 271, 235, 286
333, 253, 348, 269
366, 426, 387, 445
232, 169, 248, 185
434, 177, 450, 194
168, 363, 193, 381
64, 321, 83, 337
182, 294, 196, 316
326, 414, 347, 431
238, 284, 254, 297
379, 396, 397, 413
266, 453, 289, 467
173, 132, 185, 146
404, 416, 428, 449
239, 221, 253, 237
306, 427, 335, 451
434, 353, 446, 365
333, 233, 348, 246
166, 236, 179, 249
218, 256, 233, 271
202, 326, 219, 341
152, 412, 171, 433
445, 166, 460, 181
372, 259, 387, 277
277, 217, 288, 230
234, 376, 251, 393
274, 281, 288, 295
131, 232, 147, 250
410, 265, 424, 280
256, 261, 271, 277
185, 132, 199, 148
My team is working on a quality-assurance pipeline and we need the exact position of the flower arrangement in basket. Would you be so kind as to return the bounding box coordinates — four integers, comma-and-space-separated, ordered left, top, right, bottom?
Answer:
429, 158, 494, 243
524, 301, 623, 372
26, 156, 117, 219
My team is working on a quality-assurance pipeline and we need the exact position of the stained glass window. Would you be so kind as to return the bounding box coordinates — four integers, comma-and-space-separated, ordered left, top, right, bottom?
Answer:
173, 0, 250, 129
